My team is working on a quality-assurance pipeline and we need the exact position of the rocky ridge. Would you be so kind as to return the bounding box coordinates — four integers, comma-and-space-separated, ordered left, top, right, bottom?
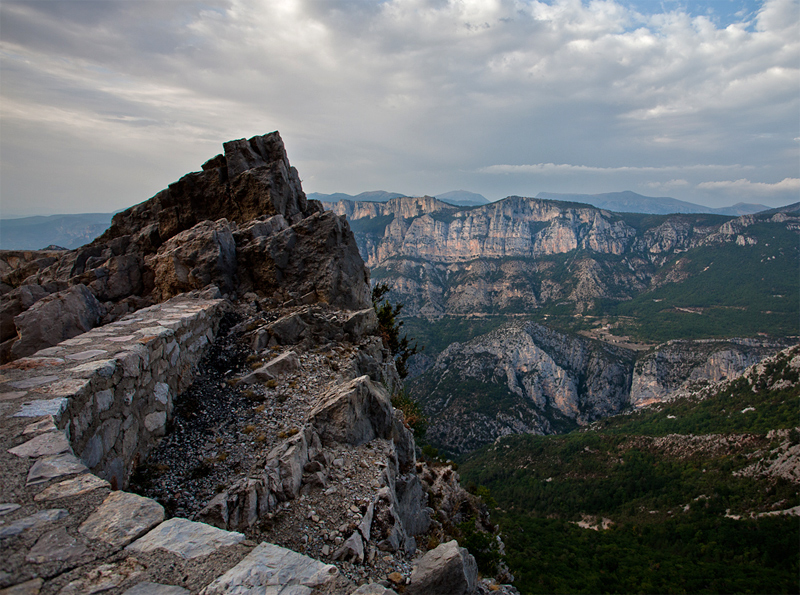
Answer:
326, 195, 799, 316
0, 134, 516, 594
410, 322, 794, 454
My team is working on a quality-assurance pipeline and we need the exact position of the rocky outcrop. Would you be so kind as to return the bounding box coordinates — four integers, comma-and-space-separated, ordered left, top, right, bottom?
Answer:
410, 322, 634, 453
0, 132, 370, 363
10, 284, 104, 360
630, 338, 795, 407
405, 540, 478, 595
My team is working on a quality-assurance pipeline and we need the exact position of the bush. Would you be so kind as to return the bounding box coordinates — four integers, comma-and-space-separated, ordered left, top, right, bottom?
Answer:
372, 282, 420, 378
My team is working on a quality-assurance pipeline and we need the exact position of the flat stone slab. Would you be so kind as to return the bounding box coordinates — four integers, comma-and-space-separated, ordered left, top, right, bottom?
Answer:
126, 517, 244, 560
26, 527, 88, 564
14, 398, 68, 418
79, 491, 164, 548
27, 453, 88, 485
0, 578, 44, 595
58, 558, 147, 595
34, 473, 110, 502
8, 376, 59, 390
0, 508, 68, 538
23, 417, 57, 435
199, 542, 340, 595
0, 391, 28, 401
0, 503, 21, 515
123, 583, 190, 595
66, 349, 108, 362
8, 431, 71, 458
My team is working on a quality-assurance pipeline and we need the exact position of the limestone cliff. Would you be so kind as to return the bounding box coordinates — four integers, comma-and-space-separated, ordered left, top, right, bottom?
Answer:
409, 322, 635, 453
327, 196, 800, 316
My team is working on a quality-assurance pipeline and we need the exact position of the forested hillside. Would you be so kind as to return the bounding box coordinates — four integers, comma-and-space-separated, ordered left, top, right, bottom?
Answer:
459, 346, 800, 593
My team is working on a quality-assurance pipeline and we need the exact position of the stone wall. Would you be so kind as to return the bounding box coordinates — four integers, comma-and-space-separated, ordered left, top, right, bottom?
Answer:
0, 294, 227, 489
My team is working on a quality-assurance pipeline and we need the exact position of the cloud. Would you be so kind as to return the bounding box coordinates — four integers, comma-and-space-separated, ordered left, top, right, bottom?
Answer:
0, 0, 798, 214
477, 163, 750, 175
697, 177, 800, 194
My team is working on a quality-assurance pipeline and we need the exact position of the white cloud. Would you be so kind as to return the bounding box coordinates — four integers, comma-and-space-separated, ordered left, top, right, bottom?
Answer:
697, 177, 800, 194
0, 0, 798, 214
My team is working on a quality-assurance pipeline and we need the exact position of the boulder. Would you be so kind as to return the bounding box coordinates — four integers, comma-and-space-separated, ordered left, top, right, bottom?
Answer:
11, 284, 103, 360
150, 219, 237, 300
406, 540, 478, 595
309, 375, 394, 446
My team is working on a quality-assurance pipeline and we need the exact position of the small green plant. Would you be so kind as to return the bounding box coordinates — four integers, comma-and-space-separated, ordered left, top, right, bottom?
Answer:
372, 282, 421, 378
392, 389, 428, 438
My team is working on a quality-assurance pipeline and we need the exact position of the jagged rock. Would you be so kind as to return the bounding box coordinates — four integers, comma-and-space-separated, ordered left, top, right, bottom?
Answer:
1, 132, 372, 363
126, 518, 244, 559
200, 541, 345, 595
11, 284, 103, 360
310, 375, 394, 446
333, 530, 365, 563
405, 540, 478, 595
267, 313, 308, 345
343, 308, 378, 342
150, 219, 237, 300
262, 350, 300, 376
267, 432, 308, 500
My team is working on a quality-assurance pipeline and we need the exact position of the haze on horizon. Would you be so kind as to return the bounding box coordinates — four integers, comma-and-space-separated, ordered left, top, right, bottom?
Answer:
0, 0, 798, 218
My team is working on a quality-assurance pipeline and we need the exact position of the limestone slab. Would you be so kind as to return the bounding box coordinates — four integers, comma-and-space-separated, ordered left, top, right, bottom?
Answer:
23, 417, 56, 435
14, 398, 68, 418
66, 349, 108, 362
0, 578, 44, 595
199, 542, 340, 595
70, 359, 116, 378
126, 517, 244, 559
26, 527, 88, 564
79, 491, 164, 548
0, 508, 68, 538
0, 391, 28, 402
107, 335, 138, 342
123, 583, 190, 595
0, 503, 21, 515
34, 473, 110, 501
27, 453, 88, 485
8, 376, 59, 390
8, 431, 71, 458
34, 378, 90, 397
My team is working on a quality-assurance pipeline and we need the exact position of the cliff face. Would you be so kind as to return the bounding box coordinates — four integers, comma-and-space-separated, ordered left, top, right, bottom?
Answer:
330, 195, 799, 316
409, 322, 635, 453
629, 338, 794, 408
409, 324, 794, 454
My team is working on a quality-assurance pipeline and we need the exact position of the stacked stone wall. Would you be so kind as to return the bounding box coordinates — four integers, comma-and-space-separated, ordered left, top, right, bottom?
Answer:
0, 295, 226, 489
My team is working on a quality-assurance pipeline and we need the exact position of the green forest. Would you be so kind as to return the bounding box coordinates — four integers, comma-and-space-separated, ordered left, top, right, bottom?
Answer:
458, 347, 800, 594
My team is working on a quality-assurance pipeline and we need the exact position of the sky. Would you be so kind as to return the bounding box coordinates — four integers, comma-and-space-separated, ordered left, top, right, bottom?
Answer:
0, 0, 798, 217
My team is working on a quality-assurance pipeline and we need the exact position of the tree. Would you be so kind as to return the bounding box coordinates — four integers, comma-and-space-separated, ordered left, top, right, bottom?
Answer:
371, 282, 420, 378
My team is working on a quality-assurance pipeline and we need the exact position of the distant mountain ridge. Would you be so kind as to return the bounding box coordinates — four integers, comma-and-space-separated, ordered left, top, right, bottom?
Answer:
306, 190, 405, 203
536, 190, 769, 216
0, 212, 115, 250
434, 190, 490, 206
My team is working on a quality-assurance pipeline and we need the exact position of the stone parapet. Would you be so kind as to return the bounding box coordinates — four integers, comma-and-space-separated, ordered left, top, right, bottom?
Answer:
0, 295, 226, 489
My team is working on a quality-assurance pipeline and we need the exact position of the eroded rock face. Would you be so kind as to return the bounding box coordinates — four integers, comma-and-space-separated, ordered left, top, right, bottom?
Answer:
11, 284, 104, 360
411, 322, 634, 453
150, 219, 237, 300
406, 540, 478, 595
630, 338, 792, 407
0, 132, 371, 362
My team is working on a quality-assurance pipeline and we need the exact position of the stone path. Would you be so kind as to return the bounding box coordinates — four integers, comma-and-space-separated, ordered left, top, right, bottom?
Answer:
0, 296, 356, 594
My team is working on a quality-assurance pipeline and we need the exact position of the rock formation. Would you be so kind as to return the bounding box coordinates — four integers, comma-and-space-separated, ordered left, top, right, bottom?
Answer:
0, 132, 369, 363
326, 195, 800, 316
0, 133, 516, 594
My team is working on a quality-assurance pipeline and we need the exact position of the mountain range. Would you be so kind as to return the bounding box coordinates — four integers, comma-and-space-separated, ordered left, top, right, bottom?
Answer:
536, 190, 770, 216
